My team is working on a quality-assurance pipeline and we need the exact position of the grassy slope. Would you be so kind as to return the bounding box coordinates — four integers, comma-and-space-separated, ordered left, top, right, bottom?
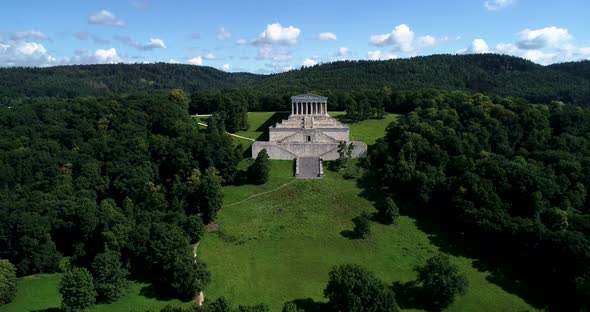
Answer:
0, 275, 187, 312
199, 113, 534, 311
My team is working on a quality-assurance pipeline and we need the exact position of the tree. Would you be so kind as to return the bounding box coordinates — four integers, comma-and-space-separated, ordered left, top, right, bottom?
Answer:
414, 254, 468, 310
162, 251, 211, 301
184, 215, 205, 244
0, 259, 17, 305
249, 149, 270, 185
323, 264, 398, 312
59, 267, 96, 312
90, 252, 128, 303
332, 141, 353, 170
168, 89, 190, 112
199, 167, 224, 223
352, 212, 371, 239
380, 197, 400, 225
282, 302, 304, 312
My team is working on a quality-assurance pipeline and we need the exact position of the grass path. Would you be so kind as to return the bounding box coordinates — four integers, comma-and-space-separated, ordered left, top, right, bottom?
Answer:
225, 178, 296, 208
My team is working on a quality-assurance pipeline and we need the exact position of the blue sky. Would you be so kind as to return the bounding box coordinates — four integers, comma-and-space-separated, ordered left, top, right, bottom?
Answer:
0, 0, 589, 72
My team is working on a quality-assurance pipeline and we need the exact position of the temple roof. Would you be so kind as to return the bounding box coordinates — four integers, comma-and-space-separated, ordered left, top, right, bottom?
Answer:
291, 93, 328, 101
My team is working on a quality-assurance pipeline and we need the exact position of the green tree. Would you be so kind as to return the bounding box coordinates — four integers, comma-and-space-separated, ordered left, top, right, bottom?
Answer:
380, 197, 400, 225
199, 167, 224, 223
59, 267, 96, 312
0, 259, 17, 305
323, 264, 398, 312
169, 89, 190, 112
282, 302, 303, 312
90, 252, 128, 303
352, 212, 371, 239
249, 149, 270, 185
163, 251, 211, 301
184, 215, 205, 244
415, 254, 468, 310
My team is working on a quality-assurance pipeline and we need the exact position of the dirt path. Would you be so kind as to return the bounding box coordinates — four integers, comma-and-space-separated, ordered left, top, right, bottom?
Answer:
224, 179, 296, 208
192, 241, 200, 258
194, 119, 256, 142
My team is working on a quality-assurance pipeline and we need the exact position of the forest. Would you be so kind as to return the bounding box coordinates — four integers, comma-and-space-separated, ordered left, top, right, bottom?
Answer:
0, 90, 244, 305
365, 90, 590, 310
1, 54, 590, 106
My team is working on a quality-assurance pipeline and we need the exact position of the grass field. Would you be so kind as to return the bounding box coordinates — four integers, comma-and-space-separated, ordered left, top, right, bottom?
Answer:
0, 274, 187, 312
2, 112, 534, 312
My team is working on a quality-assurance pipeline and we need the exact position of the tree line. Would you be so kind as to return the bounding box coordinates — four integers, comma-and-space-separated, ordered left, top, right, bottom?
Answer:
365, 90, 590, 310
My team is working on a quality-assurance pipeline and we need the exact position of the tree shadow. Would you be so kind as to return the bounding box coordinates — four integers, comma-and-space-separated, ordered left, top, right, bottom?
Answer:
339, 229, 357, 239
391, 281, 431, 311
32, 308, 61, 312
286, 298, 328, 312
139, 283, 176, 301
254, 112, 290, 141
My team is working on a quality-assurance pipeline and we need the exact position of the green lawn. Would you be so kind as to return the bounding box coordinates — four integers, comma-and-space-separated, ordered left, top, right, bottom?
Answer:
0, 274, 187, 312
199, 163, 535, 311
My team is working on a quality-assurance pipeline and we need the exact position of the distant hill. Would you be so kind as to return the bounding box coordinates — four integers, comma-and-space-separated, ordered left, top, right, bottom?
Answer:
0, 63, 261, 98
1, 54, 589, 105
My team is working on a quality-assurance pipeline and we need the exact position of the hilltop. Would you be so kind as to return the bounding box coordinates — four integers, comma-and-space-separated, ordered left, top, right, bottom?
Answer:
1, 54, 589, 105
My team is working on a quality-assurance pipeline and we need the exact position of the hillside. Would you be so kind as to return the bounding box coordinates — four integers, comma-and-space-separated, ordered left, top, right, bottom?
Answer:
1, 54, 589, 105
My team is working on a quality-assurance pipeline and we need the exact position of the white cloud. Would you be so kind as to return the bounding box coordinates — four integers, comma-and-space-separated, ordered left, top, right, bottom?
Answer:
484, 0, 514, 11
319, 32, 337, 41
367, 50, 397, 60
338, 47, 349, 56
188, 56, 203, 65
93, 48, 123, 63
203, 53, 216, 60
88, 10, 126, 27
11, 30, 49, 41
221, 64, 230, 71
463, 38, 491, 53
253, 23, 301, 45
168, 59, 180, 64
517, 26, 572, 50
0, 41, 57, 66
370, 24, 440, 54
115, 36, 166, 50
303, 58, 317, 67
256, 46, 291, 62
236, 38, 248, 45
217, 27, 231, 41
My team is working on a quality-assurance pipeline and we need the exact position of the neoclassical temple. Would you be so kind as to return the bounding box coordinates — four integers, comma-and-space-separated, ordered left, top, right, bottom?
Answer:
252, 94, 367, 163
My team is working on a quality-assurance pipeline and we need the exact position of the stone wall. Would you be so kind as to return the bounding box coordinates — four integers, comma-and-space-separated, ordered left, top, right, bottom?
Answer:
252, 141, 368, 160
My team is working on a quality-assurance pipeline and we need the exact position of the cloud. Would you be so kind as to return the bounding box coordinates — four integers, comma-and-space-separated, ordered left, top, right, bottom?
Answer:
217, 27, 231, 40
73, 32, 110, 44
0, 41, 56, 66
367, 50, 397, 60
203, 53, 216, 60
10, 30, 49, 41
516, 26, 572, 50
253, 23, 301, 45
236, 38, 248, 45
460, 38, 491, 54
93, 48, 123, 63
484, 0, 514, 11
370, 24, 440, 54
256, 46, 291, 62
88, 10, 126, 27
338, 47, 349, 56
188, 56, 202, 65
115, 36, 166, 50
221, 64, 230, 71
303, 58, 317, 67
319, 32, 337, 41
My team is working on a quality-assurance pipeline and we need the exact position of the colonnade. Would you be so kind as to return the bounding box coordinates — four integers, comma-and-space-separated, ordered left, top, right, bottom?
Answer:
291, 101, 327, 115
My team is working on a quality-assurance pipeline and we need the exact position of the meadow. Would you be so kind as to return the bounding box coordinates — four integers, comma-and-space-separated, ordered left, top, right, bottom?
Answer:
0, 112, 534, 312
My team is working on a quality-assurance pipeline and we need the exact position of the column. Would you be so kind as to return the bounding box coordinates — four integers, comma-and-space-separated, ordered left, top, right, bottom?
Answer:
291, 102, 294, 115
304, 102, 307, 115
312, 102, 316, 115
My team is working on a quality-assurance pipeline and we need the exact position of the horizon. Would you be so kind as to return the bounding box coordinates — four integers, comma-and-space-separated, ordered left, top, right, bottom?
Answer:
1, 0, 589, 73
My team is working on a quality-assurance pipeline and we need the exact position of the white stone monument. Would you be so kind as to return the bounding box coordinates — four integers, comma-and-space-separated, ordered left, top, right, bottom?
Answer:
252, 93, 368, 160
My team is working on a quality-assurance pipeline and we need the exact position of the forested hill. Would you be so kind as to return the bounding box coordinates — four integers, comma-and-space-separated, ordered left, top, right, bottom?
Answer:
0, 63, 262, 98
1, 54, 590, 105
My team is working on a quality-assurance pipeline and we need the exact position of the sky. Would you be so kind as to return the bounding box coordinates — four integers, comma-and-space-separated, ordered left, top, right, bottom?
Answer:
0, 0, 589, 73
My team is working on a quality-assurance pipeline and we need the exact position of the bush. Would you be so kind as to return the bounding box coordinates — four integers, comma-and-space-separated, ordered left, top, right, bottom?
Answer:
59, 267, 96, 312
352, 212, 371, 239
249, 149, 270, 185
380, 197, 400, 224
415, 254, 468, 310
0, 259, 17, 305
324, 264, 398, 312
91, 252, 128, 303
